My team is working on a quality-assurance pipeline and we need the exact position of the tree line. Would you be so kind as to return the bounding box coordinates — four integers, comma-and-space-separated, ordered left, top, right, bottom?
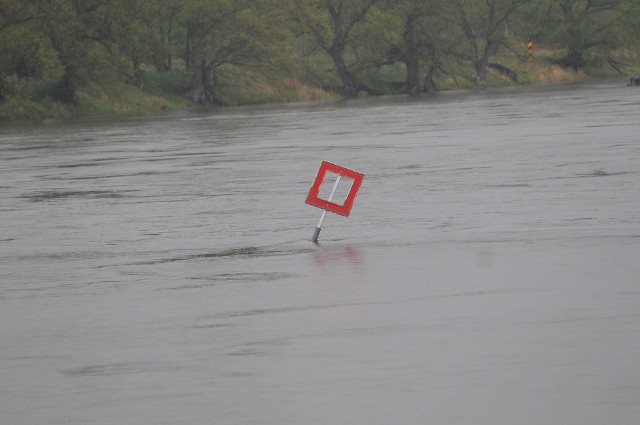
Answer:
1, 0, 638, 106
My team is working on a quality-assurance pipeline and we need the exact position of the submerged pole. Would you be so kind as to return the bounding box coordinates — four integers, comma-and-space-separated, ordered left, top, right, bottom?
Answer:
312, 175, 341, 243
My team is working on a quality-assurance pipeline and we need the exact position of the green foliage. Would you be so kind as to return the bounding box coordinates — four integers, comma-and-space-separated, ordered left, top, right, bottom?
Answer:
0, 27, 58, 79
293, 0, 382, 96
74, 80, 192, 115
177, 0, 296, 103
540, 0, 637, 69
1, 0, 639, 119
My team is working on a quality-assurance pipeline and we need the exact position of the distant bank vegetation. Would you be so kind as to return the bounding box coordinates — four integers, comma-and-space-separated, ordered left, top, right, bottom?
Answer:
1, 0, 639, 120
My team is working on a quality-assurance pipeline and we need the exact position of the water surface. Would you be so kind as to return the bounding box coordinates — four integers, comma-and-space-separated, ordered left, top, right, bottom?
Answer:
1, 79, 640, 425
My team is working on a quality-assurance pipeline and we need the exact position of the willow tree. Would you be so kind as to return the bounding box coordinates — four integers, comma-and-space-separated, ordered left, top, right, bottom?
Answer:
180, 0, 292, 104
444, 0, 530, 86
137, 0, 183, 71
0, 0, 39, 32
100, 0, 185, 78
0, 0, 43, 99
377, 0, 453, 93
294, 0, 380, 97
551, 0, 635, 69
33, 0, 139, 103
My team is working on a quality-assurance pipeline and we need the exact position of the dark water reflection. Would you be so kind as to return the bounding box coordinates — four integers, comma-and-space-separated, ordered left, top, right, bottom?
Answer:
1, 79, 640, 425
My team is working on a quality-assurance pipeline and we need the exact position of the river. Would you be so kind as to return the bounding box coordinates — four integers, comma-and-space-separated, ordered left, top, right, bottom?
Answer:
1, 78, 640, 425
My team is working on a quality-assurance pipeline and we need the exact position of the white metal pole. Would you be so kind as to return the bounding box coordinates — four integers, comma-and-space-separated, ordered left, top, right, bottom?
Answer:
316, 210, 328, 229
312, 175, 341, 243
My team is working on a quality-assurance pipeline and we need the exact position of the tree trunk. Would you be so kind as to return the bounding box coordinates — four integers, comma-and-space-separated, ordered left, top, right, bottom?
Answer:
403, 13, 421, 94
185, 46, 213, 103
133, 59, 145, 90
557, 2, 584, 70
405, 55, 421, 93
329, 43, 358, 97
562, 26, 586, 69
53, 67, 77, 104
473, 56, 490, 87
564, 46, 584, 70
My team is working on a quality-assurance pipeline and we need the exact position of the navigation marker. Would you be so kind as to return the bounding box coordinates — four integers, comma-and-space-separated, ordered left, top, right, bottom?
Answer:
305, 161, 364, 243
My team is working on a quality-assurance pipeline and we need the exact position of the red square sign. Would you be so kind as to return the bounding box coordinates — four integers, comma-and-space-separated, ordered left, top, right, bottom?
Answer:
305, 161, 364, 217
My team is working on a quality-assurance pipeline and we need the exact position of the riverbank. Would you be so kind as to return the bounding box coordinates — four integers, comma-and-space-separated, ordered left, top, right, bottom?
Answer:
1, 47, 639, 122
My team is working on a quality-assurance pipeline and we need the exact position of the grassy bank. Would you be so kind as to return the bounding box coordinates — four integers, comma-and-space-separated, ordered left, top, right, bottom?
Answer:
1, 49, 638, 121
